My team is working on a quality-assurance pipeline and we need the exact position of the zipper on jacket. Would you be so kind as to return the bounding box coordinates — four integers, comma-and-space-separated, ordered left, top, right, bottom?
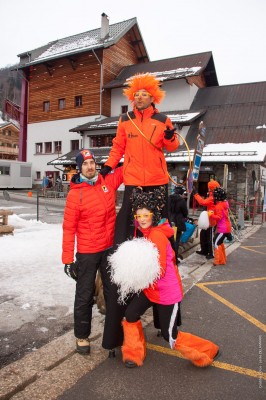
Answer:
160, 157, 165, 174
150, 125, 156, 141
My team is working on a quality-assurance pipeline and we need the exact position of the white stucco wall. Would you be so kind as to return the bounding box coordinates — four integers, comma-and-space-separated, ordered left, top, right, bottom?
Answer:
110, 79, 199, 116
27, 116, 100, 183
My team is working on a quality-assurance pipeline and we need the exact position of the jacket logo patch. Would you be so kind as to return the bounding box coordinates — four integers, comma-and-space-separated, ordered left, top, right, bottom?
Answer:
128, 133, 138, 138
102, 185, 109, 193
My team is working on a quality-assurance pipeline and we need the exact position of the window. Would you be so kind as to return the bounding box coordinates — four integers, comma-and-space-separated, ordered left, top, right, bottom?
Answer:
43, 101, 50, 112
75, 95, 82, 107
36, 143, 43, 153
90, 135, 114, 147
45, 142, 52, 153
54, 141, 62, 153
58, 98, 66, 110
0, 165, 10, 175
121, 105, 128, 114
36, 171, 41, 179
71, 140, 79, 151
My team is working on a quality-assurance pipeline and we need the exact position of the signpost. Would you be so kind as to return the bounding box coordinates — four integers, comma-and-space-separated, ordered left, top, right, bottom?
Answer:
186, 121, 206, 210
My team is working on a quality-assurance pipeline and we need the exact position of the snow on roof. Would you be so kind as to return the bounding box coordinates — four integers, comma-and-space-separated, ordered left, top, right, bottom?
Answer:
86, 121, 119, 129
34, 36, 101, 62
125, 67, 202, 84
24, 18, 137, 65
165, 142, 266, 163
168, 112, 200, 123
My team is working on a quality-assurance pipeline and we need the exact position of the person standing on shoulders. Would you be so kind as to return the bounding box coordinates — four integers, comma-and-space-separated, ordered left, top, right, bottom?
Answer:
62, 149, 123, 355
100, 73, 180, 354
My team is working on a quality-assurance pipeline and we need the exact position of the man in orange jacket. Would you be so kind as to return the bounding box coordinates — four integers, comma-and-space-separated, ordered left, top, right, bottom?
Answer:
100, 73, 180, 353
62, 149, 123, 355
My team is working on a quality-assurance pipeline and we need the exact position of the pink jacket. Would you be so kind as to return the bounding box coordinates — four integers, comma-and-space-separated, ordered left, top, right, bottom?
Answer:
139, 221, 183, 305
211, 201, 232, 233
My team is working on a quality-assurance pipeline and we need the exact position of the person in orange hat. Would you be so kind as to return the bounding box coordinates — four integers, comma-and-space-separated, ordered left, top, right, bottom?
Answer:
100, 73, 180, 354
193, 179, 220, 259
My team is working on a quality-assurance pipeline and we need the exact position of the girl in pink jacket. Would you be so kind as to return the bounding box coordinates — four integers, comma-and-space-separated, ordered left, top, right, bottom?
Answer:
109, 187, 219, 369
211, 187, 232, 266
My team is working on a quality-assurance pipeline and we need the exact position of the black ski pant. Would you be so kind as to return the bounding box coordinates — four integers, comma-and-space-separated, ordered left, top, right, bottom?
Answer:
125, 291, 180, 346
199, 226, 214, 255
174, 229, 183, 258
74, 250, 111, 339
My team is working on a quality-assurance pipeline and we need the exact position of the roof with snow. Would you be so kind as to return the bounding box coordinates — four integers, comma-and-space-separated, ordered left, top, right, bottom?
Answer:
104, 52, 218, 87
0, 120, 19, 130
69, 110, 206, 133
18, 17, 148, 67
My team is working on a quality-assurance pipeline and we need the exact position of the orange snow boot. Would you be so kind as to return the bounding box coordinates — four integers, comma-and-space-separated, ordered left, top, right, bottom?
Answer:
220, 243, 227, 265
213, 246, 225, 266
122, 319, 146, 368
175, 331, 219, 367
213, 247, 220, 265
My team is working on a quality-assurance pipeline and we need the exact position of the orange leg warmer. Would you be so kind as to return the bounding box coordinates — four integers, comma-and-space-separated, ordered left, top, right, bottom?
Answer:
175, 331, 219, 367
122, 319, 146, 367
213, 246, 225, 266
220, 243, 227, 264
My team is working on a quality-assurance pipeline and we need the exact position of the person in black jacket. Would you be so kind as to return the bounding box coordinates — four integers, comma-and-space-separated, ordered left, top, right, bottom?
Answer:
168, 186, 188, 263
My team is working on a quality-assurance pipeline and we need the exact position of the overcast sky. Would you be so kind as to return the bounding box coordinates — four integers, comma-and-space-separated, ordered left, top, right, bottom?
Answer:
1, 0, 265, 86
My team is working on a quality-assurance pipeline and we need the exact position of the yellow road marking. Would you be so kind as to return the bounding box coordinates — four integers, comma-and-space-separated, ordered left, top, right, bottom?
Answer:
199, 277, 266, 286
240, 246, 266, 255
147, 343, 266, 380
240, 245, 266, 248
196, 283, 266, 332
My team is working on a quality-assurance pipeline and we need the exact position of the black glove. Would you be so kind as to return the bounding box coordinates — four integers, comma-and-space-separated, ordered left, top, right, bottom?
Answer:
99, 165, 112, 177
164, 126, 176, 140
64, 262, 78, 281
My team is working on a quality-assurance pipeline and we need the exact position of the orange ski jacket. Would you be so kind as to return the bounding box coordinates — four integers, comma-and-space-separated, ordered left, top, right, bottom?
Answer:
62, 168, 123, 264
105, 106, 179, 186
194, 192, 216, 226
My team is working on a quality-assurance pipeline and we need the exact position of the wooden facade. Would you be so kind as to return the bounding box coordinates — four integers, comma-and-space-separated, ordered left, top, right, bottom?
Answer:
0, 122, 19, 160
28, 30, 142, 124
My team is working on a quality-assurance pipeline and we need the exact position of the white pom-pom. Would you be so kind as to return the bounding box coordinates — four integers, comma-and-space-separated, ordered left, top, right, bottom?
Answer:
109, 238, 161, 303
198, 210, 210, 230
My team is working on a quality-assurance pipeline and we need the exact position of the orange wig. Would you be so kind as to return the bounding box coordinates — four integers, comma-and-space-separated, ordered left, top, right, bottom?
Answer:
123, 73, 165, 104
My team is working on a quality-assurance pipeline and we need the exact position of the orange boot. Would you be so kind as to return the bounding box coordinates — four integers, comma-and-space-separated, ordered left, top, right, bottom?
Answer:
213, 246, 224, 265
122, 319, 146, 367
213, 247, 220, 265
175, 331, 219, 367
220, 243, 227, 265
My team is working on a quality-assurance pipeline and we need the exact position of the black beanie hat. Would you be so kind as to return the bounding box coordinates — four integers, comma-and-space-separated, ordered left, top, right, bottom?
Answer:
75, 149, 96, 171
131, 186, 166, 226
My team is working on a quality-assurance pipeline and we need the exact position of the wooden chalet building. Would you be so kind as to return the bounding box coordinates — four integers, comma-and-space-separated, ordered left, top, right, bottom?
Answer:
16, 14, 149, 184
0, 120, 19, 160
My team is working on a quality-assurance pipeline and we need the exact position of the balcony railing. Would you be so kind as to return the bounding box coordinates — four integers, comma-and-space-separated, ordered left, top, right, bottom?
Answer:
0, 146, 19, 155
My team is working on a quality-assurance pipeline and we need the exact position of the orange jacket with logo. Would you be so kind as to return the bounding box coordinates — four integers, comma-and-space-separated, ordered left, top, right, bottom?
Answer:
105, 106, 179, 186
194, 192, 217, 226
62, 168, 123, 264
